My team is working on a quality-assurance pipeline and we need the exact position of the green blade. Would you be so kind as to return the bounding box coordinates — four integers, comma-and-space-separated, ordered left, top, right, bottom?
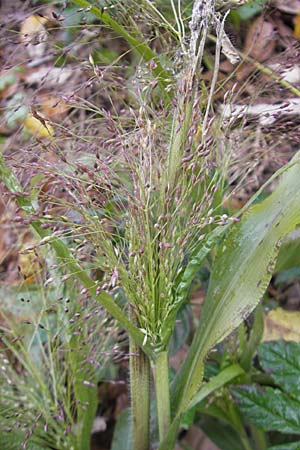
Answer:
171, 153, 300, 417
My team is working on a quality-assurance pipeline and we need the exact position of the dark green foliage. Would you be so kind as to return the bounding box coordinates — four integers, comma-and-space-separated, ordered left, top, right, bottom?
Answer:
234, 341, 300, 437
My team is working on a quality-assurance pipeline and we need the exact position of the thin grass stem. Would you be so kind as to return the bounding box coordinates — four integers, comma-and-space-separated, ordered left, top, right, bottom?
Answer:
152, 351, 171, 442
129, 330, 150, 450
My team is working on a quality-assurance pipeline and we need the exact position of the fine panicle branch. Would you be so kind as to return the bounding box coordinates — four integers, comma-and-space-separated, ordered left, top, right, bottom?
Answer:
0, 154, 154, 360
71, 0, 173, 101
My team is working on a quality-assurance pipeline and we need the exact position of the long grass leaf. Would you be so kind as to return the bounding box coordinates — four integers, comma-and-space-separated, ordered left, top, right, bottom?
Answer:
158, 153, 300, 449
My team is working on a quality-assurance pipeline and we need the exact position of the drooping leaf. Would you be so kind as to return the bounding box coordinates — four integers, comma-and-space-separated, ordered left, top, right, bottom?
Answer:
171, 154, 300, 416
188, 364, 244, 410
259, 341, 300, 400
234, 385, 300, 434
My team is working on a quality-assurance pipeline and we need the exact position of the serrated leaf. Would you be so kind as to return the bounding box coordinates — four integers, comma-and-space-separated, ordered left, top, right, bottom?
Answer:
259, 341, 300, 400
234, 385, 300, 434
171, 154, 300, 416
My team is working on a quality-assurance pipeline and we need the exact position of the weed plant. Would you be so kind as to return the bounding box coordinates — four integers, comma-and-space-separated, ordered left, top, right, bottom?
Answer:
1, 1, 300, 450
0, 249, 121, 450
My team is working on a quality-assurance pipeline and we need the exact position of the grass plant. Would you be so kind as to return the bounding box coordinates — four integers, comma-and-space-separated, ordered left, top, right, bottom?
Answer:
1, 1, 300, 449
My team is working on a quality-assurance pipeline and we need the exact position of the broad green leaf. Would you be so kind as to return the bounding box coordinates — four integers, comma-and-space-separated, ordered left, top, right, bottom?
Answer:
172, 154, 300, 415
268, 442, 300, 450
233, 342, 300, 441
259, 341, 300, 400
234, 386, 300, 434
111, 409, 132, 450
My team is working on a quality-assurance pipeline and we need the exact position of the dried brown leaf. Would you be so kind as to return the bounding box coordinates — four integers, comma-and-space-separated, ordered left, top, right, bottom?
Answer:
244, 17, 276, 62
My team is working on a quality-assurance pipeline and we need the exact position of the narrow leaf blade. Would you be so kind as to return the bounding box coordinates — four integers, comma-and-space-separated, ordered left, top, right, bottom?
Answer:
172, 154, 300, 413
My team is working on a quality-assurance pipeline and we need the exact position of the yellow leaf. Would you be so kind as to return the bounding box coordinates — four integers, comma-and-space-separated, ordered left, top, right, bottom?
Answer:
20, 15, 48, 58
263, 307, 300, 342
20, 15, 47, 40
18, 241, 44, 285
23, 114, 54, 139
294, 14, 300, 39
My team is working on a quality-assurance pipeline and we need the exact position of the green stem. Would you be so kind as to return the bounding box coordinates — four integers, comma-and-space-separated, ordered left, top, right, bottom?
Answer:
130, 334, 150, 450
152, 351, 171, 442
227, 402, 253, 450
250, 425, 268, 450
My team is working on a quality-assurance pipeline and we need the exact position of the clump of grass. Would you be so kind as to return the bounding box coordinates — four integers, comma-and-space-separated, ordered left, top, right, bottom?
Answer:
1, 1, 274, 449
17, 0, 238, 357
0, 259, 122, 450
